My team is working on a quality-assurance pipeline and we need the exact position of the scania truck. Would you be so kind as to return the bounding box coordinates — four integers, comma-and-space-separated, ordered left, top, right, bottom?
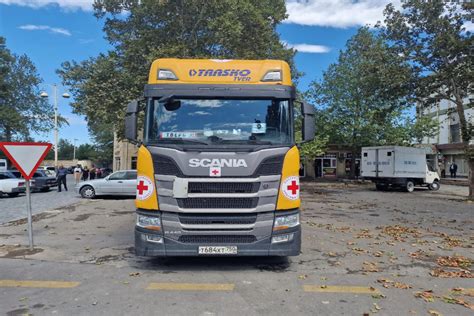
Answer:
125, 58, 315, 256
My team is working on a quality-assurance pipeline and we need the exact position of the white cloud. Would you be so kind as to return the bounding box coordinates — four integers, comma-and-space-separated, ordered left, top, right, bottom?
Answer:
282, 40, 330, 53
463, 21, 474, 33
19, 24, 72, 36
188, 111, 211, 116
0, 0, 93, 11
285, 0, 401, 28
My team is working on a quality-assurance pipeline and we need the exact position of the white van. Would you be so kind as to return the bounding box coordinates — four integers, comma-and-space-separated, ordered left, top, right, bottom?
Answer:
361, 146, 440, 192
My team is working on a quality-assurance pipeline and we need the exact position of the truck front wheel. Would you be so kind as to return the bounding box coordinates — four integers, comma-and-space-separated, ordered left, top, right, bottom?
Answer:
405, 180, 415, 193
428, 181, 440, 191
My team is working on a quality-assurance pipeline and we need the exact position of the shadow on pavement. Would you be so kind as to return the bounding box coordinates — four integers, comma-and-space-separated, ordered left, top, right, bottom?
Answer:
135, 255, 292, 272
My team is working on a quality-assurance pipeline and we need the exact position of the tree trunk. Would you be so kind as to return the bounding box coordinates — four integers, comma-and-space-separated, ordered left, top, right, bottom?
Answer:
469, 157, 474, 201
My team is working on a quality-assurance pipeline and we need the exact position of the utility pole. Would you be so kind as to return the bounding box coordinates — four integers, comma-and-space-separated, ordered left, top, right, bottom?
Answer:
40, 85, 70, 167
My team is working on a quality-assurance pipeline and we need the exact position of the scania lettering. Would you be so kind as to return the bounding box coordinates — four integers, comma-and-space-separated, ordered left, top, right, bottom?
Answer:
188, 158, 248, 168
125, 58, 315, 257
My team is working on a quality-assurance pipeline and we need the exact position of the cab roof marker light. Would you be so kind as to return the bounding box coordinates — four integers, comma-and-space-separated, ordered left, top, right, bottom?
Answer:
261, 70, 282, 82
158, 69, 179, 80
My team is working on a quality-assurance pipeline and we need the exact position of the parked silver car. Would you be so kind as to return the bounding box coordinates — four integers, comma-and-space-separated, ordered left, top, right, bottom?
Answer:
76, 170, 137, 198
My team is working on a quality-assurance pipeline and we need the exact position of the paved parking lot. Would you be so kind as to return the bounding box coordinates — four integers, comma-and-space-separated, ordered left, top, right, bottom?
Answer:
0, 182, 472, 315
0, 175, 82, 224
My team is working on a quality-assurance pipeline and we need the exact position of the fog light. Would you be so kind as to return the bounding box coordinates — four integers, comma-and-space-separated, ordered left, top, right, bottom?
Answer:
146, 235, 163, 244
272, 233, 294, 244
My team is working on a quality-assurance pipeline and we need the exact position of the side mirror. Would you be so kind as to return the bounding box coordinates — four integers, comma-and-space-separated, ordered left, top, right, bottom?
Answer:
125, 101, 138, 143
301, 102, 315, 142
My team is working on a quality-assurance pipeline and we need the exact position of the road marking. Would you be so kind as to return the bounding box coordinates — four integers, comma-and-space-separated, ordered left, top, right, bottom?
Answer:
146, 282, 235, 291
0, 280, 80, 289
303, 285, 381, 294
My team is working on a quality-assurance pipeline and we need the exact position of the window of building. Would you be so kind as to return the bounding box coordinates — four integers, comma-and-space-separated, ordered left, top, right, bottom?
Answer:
450, 123, 460, 143
131, 157, 137, 170
115, 157, 121, 171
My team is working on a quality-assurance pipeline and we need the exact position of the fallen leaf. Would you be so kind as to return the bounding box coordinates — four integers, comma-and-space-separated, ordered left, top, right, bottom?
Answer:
430, 268, 473, 278
428, 310, 442, 316
436, 256, 472, 269
363, 261, 379, 272
414, 290, 435, 302
129, 272, 141, 277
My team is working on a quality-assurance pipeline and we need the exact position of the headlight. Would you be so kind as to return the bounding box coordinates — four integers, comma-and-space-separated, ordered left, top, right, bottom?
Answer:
137, 214, 161, 231
273, 213, 299, 231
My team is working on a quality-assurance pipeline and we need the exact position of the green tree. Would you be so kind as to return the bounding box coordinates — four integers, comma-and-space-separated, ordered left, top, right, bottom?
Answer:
381, 0, 473, 198
58, 0, 297, 144
76, 143, 97, 160
307, 27, 435, 177
0, 37, 59, 141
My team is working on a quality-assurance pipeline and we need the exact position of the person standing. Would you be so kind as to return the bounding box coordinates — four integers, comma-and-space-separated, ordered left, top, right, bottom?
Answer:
73, 164, 82, 184
96, 168, 102, 179
57, 165, 68, 192
89, 167, 96, 180
450, 162, 458, 178
82, 166, 89, 181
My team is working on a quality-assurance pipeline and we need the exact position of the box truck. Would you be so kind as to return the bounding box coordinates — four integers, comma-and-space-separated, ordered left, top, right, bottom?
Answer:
124, 58, 315, 256
361, 146, 440, 192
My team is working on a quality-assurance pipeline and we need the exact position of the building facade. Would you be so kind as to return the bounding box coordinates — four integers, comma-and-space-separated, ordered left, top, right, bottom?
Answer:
113, 133, 138, 171
302, 145, 361, 179
419, 98, 473, 177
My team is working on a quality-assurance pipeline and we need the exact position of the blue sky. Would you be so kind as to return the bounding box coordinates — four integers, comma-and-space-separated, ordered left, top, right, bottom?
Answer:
0, 0, 398, 145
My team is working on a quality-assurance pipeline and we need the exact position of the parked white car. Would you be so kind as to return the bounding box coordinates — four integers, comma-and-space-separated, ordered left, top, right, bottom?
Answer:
75, 170, 137, 198
0, 178, 26, 197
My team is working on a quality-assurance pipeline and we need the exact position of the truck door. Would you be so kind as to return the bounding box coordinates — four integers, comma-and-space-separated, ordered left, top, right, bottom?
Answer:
377, 148, 394, 177
362, 149, 378, 177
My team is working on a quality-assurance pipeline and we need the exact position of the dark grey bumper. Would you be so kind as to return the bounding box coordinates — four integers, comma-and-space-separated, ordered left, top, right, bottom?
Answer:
135, 221, 301, 257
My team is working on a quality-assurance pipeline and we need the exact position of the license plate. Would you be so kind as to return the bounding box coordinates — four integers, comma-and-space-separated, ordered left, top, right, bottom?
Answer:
198, 246, 237, 255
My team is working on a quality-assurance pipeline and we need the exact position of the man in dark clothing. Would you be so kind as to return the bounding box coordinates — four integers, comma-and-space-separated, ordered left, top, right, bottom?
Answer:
57, 165, 68, 192
89, 167, 96, 180
82, 167, 89, 181
449, 162, 458, 178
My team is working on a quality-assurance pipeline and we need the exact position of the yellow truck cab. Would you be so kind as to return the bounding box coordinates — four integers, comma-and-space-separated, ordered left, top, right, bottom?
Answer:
125, 58, 315, 256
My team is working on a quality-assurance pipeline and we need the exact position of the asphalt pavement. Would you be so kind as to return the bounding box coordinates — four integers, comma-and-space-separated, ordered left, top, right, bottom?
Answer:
0, 182, 472, 315
0, 175, 82, 224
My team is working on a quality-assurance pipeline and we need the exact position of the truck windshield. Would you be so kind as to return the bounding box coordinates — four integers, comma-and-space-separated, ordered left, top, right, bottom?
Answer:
146, 98, 292, 145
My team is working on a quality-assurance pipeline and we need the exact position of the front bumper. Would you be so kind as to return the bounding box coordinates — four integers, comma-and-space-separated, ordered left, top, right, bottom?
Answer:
135, 210, 301, 257
11, 187, 26, 193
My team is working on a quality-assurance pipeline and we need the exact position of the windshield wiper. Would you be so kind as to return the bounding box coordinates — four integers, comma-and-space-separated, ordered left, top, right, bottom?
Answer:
149, 138, 209, 145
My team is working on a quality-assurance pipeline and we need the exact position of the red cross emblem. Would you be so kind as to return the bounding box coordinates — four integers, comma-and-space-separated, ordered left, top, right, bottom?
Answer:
137, 180, 149, 195
287, 180, 299, 195
136, 176, 153, 200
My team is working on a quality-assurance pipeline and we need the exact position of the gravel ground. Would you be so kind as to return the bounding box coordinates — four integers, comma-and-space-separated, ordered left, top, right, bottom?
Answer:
0, 175, 82, 224
0, 182, 472, 315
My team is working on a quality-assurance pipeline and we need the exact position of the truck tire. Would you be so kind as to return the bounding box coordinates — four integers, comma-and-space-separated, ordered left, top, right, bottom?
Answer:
428, 180, 440, 191
80, 185, 96, 199
405, 180, 415, 193
375, 183, 388, 191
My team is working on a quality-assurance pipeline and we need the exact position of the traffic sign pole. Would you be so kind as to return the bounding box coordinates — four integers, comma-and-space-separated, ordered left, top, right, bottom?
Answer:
0, 142, 52, 250
26, 180, 34, 250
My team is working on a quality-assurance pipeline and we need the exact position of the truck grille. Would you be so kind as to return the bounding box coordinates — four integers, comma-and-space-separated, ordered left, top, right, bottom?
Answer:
177, 198, 258, 209
178, 235, 257, 244
188, 182, 259, 194
179, 213, 257, 225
